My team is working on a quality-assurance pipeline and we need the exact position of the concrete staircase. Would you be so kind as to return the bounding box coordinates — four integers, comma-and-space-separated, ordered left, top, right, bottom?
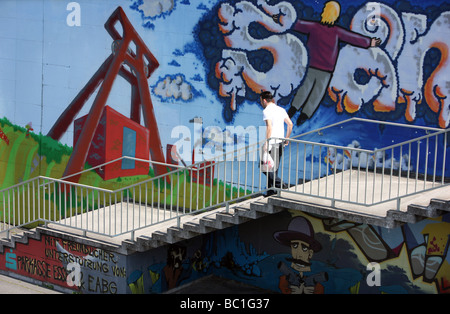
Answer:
122, 195, 284, 253
1, 193, 449, 256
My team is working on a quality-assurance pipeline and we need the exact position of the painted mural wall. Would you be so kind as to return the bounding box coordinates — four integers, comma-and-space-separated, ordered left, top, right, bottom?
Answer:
0, 0, 449, 295
133, 210, 450, 294
0, 210, 448, 294
0, 233, 128, 293
0, 0, 449, 191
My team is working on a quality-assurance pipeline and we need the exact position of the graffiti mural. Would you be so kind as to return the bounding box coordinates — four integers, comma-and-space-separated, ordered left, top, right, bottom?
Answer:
199, 0, 450, 128
120, 210, 448, 294
273, 216, 327, 294
331, 2, 450, 129
0, 234, 127, 294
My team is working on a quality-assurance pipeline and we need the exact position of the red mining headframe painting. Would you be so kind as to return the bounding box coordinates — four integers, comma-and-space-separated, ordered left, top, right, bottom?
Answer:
47, 6, 167, 183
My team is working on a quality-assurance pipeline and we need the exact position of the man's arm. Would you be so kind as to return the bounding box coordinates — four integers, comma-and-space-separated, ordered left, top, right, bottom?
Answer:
284, 116, 293, 146
272, 15, 314, 35
337, 26, 379, 49
264, 119, 272, 151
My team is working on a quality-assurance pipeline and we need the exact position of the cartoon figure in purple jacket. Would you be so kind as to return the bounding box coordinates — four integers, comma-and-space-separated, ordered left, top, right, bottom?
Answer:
273, 1, 381, 125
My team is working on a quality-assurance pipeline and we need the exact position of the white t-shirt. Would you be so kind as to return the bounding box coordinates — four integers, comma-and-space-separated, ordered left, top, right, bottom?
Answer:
263, 102, 289, 146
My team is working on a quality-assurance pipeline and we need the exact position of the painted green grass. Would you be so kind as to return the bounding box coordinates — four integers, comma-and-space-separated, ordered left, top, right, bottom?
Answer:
0, 118, 251, 229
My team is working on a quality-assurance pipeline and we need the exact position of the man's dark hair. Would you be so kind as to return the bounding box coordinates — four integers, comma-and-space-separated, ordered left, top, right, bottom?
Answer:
260, 91, 274, 101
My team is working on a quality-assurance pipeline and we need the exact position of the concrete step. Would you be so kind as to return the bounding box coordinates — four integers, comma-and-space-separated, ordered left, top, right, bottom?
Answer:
135, 235, 159, 250
152, 230, 178, 244
182, 221, 214, 235
200, 216, 234, 230
166, 226, 199, 240
386, 210, 419, 224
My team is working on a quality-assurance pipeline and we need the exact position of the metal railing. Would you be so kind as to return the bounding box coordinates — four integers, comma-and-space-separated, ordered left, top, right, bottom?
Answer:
278, 118, 448, 207
0, 118, 448, 240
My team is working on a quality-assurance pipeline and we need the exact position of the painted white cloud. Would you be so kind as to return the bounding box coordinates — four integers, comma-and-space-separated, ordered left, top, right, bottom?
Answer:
327, 140, 412, 171
138, 0, 174, 18
153, 75, 193, 101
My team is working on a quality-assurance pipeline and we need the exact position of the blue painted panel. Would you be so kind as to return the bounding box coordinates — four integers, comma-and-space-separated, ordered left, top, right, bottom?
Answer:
122, 126, 136, 170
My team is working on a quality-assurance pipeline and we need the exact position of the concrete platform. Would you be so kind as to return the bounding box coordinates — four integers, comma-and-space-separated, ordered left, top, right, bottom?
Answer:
46, 198, 259, 248
287, 169, 446, 213
277, 169, 450, 227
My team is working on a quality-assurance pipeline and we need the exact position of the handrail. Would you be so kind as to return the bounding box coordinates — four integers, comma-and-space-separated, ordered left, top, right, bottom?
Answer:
59, 155, 185, 181
293, 117, 444, 140
1, 118, 448, 240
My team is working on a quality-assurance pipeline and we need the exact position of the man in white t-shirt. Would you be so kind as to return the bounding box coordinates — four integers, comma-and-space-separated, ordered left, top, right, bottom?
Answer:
260, 91, 293, 196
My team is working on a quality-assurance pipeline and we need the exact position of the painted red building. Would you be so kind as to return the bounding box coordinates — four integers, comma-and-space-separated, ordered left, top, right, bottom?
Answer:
74, 106, 150, 180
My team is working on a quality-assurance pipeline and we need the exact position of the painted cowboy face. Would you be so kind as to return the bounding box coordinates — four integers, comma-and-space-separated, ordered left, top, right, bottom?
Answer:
289, 239, 314, 272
